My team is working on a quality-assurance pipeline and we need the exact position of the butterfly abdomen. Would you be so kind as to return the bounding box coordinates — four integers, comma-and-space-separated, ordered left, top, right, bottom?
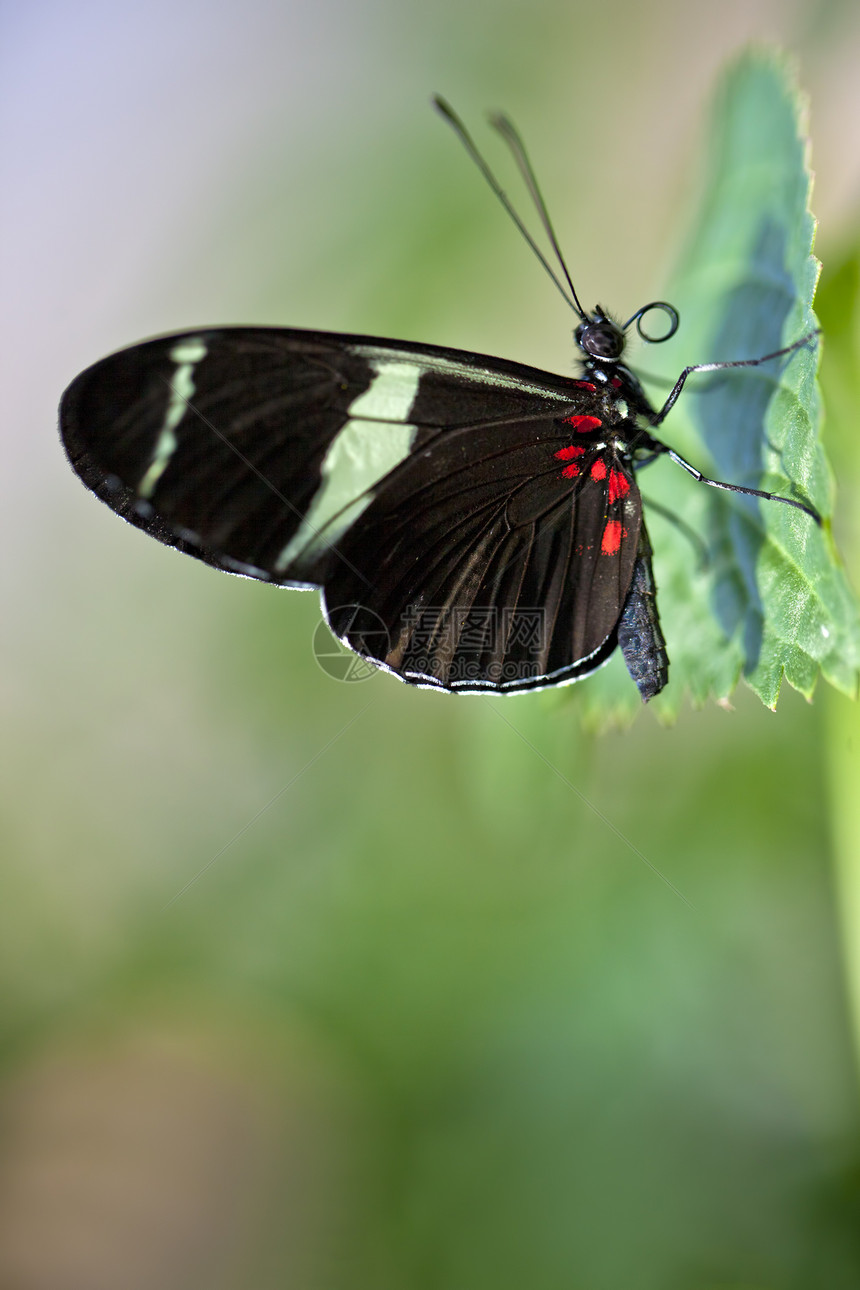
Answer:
615, 527, 669, 701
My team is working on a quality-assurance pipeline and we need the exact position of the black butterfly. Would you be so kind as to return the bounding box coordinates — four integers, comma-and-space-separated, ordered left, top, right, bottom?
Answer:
59, 100, 818, 703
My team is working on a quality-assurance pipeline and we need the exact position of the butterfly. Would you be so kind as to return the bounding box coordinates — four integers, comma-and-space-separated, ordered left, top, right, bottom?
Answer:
59, 100, 818, 703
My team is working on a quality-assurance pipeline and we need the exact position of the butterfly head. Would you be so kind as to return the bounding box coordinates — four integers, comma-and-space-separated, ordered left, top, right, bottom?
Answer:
575, 309, 625, 362
575, 299, 680, 367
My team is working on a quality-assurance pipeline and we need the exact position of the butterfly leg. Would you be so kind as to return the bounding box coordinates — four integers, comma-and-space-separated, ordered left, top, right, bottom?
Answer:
651, 331, 819, 426
664, 447, 820, 523
638, 495, 709, 570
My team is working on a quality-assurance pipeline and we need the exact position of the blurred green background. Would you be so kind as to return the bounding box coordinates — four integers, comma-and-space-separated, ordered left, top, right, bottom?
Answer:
4, 1, 860, 1286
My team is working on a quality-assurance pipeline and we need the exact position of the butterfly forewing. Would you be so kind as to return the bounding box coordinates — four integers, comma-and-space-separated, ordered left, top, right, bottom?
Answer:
62, 328, 585, 577
62, 329, 412, 580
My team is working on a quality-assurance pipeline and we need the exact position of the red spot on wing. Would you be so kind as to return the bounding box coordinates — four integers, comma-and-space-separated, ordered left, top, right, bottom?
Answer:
561, 463, 580, 478
601, 520, 623, 555
590, 457, 607, 480
554, 444, 585, 461
570, 381, 597, 392
563, 414, 602, 433
608, 469, 630, 502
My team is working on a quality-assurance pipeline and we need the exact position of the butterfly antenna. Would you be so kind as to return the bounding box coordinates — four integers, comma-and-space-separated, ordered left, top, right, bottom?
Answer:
488, 111, 589, 322
433, 96, 583, 319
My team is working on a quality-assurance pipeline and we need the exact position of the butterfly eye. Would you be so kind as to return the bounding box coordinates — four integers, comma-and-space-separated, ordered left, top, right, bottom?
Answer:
575, 316, 625, 361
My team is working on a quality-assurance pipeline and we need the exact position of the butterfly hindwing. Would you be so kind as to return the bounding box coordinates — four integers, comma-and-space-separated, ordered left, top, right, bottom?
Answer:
324, 424, 642, 692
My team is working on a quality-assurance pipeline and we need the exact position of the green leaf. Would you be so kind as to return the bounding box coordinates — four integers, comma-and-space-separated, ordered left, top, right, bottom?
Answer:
576, 49, 860, 726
